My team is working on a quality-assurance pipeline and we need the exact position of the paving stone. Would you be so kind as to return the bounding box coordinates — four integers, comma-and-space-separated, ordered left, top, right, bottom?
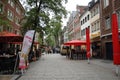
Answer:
18, 54, 120, 80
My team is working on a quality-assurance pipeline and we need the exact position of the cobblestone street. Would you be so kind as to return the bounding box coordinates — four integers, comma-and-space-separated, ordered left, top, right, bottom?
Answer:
18, 54, 120, 80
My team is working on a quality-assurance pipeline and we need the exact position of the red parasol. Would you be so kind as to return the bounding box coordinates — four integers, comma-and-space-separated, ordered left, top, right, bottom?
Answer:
64, 39, 86, 46
0, 31, 23, 42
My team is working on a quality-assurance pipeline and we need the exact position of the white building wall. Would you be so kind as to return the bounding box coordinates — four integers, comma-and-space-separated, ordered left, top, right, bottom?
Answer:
80, 10, 91, 40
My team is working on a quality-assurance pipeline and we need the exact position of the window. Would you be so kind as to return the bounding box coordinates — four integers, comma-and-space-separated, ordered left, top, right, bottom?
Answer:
16, 6, 21, 14
85, 17, 87, 22
117, 11, 120, 29
81, 29, 85, 36
0, 26, 3, 32
104, 0, 109, 8
81, 21, 82, 25
91, 24, 94, 33
95, 0, 98, 3
96, 21, 100, 30
7, 10, 13, 21
105, 17, 111, 29
0, 2, 3, 13
83, 19, 84, 24
94, 23, 97, 31
87, 15, 89, 20
93, 9, 95, 16
91, 11, 93, 18
8, 0, 14, 7
15, 16, 20, 25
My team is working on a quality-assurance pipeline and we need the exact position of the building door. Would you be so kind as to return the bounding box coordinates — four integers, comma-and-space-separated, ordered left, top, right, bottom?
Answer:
105, 42, 113, 60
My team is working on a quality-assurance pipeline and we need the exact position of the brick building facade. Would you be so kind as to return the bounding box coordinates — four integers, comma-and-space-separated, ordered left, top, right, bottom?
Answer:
0, 0, 25, 35
100, 0, 120, 60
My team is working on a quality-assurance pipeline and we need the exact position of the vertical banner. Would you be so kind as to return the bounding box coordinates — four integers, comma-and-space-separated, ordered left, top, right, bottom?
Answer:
112, 13, 120, 65
19, 30, 35, 70
86, 27, 91, 58
21, 30, 35, 55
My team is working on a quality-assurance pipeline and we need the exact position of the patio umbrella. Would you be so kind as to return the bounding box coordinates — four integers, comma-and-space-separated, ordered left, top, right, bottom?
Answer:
64, 40, 86, 46
0, 31, 23, 42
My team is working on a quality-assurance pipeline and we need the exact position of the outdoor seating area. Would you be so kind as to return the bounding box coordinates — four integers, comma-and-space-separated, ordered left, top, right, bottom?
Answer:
0, 48, 41, 74
63, 39, 88, 60
65, 47, 87, 60
0, 54, 18, 74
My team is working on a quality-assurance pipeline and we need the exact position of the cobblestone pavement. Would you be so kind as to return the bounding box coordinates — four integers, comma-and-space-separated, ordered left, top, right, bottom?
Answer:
18, 54, 120, 80
0, 75, 13, 80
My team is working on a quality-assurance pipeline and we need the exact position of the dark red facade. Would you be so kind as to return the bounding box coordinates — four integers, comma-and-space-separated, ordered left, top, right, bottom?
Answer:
0, 0, 25, 35
100, 0, 120, 60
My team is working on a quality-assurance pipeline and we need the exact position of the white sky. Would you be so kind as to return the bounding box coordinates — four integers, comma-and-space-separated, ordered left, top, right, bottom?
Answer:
20, 0, 91, 26
62, 0, 91, 26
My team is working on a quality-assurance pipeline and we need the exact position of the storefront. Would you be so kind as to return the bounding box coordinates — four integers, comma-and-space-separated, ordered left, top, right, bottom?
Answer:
91, 32, 101, 58
101, 35, 113, 60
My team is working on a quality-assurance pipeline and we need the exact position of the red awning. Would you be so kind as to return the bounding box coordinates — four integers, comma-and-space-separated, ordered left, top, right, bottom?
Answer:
64, 40, 86, 46
8, 42, 39, 44
0, 31, 23, 42
0, 31, 22, 37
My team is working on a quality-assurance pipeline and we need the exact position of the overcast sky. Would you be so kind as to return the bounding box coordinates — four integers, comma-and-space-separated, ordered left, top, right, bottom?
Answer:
62, 0, 91, 26
20, 0, 91, 26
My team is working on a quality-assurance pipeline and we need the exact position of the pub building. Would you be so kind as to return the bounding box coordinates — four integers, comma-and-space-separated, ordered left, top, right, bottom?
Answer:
100, 0, 120, 60
0, 0, 25, 74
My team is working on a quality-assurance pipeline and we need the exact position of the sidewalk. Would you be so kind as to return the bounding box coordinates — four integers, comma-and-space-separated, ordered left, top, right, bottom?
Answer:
0, 75, 13, 80
0, 57, 120, 80
90, 59, 120, 76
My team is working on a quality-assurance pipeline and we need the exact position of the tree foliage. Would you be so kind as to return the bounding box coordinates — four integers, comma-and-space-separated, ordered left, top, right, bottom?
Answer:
21, 0, 67, 45
45, 15, 62, 47
0, 16, 11, 28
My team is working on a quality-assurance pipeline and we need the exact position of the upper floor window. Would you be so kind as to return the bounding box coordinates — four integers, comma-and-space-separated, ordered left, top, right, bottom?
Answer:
8, 0, 14, 7
83, 19, 85, 24
16, 6, 21, 14
15, 16, 20, 25
85, 17, 87, 22
105, 17, 111, 29
0, 26, 3, 32
87, 15, 89, 20
81, 21, 83, 25
7, 10, 13, 21
104, 0, 109, 8
96, 21, 100, 30
95, 0, 98, 3
0, 2, 3, 13
117, 11, 120, 29
81, 29, 85, 36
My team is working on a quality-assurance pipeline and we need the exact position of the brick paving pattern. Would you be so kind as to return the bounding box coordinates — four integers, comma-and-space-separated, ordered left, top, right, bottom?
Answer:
18, 54, 120, 80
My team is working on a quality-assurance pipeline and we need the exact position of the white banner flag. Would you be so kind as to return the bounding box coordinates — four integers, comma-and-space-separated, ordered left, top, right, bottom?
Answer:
21, 30, 35, 54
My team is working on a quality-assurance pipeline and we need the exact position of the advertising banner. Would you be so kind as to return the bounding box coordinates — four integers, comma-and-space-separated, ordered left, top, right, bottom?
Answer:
19, 30, 35, 71
21, 30, 35, 54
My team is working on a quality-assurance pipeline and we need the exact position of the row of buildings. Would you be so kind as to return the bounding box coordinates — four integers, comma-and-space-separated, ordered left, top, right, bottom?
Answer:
0, 0, 25, 52
62, 0, 120, 60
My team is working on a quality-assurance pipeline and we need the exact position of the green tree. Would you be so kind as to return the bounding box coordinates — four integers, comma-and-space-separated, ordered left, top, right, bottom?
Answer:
20, 0, 67, 45
0, 15, 11, 31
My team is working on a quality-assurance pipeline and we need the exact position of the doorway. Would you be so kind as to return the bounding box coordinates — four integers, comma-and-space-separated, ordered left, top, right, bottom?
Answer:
105, 42, 113, 60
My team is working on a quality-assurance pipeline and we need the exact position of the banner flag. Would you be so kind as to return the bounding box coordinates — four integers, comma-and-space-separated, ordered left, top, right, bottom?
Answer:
19, 30, 35, 71
21, 30, 35, 54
